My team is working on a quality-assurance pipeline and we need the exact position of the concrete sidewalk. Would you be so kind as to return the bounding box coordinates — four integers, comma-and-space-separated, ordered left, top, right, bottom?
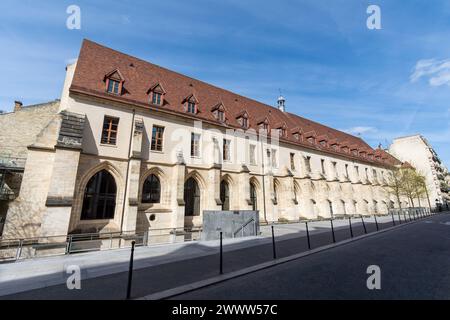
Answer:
0, 215, 400, 298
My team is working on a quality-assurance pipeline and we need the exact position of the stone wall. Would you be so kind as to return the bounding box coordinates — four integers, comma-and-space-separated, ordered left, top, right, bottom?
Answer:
0, 100, 60, 159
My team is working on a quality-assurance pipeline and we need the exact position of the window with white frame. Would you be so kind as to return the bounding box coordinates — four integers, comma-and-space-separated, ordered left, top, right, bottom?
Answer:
191, 133, 201, 157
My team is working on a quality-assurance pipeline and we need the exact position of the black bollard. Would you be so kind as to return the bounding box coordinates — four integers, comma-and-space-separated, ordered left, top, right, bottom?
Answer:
348, 217, 354, 238
391, 212, 396, 226
397, 212, 402, 224
126, 240, 136, 300
374, 215, 379, 231
220, 231, 223, 275
271, 226, 277, 259
361, 215, 367, 234
330, 219, 336, 243
305, 221, 311, 250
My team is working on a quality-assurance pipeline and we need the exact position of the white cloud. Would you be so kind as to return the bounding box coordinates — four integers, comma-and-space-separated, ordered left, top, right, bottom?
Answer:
342, 126, 378, 136
410, 58, 450, 86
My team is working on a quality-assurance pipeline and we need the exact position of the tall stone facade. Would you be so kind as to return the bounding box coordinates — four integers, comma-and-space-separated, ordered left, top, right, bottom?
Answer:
1, 40, 413, 239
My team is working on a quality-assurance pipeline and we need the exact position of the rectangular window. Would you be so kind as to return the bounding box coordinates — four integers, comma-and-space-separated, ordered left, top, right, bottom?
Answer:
107, 79, 120, 94
271, 149, 278, 168
187, 102, 196, 114
305, 156, 312, 173
332, 161, 337, 178
290, 153, 296, 171
355, 166, 360, 179
321, 159, 326, 175
242, 117, 248, 129
101, 116, 119, 145
249, 144, 256, 165
345, 164, 349, 177
152, 92, 162, 105
223, 139, 231, 161
218, 111, 224, 122
365, 168, 369, 180
151, 125, 164, 151
191, 133, 200, 157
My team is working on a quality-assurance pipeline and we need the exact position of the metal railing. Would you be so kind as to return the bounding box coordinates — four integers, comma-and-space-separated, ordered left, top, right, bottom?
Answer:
0, 227, 203, 262
233, 217, 257, 238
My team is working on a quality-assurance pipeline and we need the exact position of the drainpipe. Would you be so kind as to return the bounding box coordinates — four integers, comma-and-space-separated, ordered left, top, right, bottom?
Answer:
120, 109, 136, 233
260, 136, 267, 224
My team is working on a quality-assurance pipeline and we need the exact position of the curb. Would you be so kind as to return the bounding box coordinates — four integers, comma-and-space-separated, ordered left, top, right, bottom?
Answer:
138, 213, 445, 300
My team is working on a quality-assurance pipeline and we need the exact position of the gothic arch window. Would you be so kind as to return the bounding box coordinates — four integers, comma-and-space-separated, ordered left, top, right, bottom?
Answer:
81, 170, 117, 220
142, 174, 161, 203
184, 177, 200, 216
220, 180, 230, 211
250, 181, 258, 211
273, 180, 280, 205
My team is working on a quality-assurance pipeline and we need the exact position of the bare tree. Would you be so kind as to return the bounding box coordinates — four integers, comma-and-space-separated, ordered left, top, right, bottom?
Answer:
384, 169, 403, 211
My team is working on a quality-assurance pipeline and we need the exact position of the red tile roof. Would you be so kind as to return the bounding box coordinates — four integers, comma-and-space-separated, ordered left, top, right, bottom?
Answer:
70, 39, 398, 167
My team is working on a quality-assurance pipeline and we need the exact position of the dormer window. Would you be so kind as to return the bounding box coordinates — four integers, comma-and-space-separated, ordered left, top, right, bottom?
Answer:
331, 144, 339, 151
307, 137, 315, 144
319, 140, 327, 147
277, 128, 286, 137
242, 117, 248, 129
152, 92, 162, 105
293, 133, 300, 140
236, 111, 249, 129
352, 149, 358, 156
218, 110, 224, 122
274, 123, 287, 138
183, 94, 199, 114
104, 69, 124, 95
257, 117, 270, 134
148, 83, 166, 106
342, 146, 349, 153
211, 103, 226, 122
107, 79, 121, 94
188, 101, 196, 113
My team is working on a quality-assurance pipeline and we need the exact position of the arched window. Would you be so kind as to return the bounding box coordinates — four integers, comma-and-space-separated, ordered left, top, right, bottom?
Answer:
220, 180, 230, 211
81, 170, 117, 220
273, 180, 279, 205
142, 174, 161, 203
250, 182, 257, 211
184, 177, 200, 216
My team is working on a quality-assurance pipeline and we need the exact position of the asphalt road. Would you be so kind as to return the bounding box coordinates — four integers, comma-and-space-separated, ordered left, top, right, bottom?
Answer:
3, 216, 397, 300
172, 213, 450, 300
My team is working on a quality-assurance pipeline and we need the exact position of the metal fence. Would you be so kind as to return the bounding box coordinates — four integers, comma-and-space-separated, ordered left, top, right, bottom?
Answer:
0, 227, 203, 262
0, 207, 436, 263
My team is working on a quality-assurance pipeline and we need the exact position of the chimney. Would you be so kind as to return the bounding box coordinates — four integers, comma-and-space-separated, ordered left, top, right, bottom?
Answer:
14, 101, 23, 112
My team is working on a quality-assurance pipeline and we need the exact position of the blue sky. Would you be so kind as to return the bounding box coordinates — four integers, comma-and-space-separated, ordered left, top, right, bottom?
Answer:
0, 0, 449, 166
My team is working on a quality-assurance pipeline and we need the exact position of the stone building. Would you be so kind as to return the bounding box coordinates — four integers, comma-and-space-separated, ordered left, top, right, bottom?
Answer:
389, 134, 450, 206
0, 100, 60, 236
1, 40, 409, 239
